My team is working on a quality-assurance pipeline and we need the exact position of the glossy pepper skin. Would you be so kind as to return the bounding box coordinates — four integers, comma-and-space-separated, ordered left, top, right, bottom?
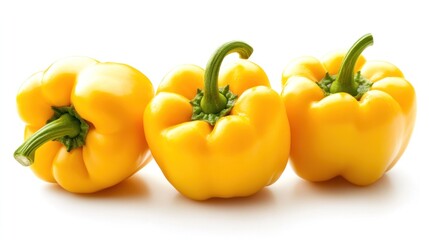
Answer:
281, 34, 416, 185
144, 41, 290, 200
14, 57, 154, 193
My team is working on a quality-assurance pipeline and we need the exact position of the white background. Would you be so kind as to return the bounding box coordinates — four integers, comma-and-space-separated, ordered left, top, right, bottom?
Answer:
1, 0, 428, 239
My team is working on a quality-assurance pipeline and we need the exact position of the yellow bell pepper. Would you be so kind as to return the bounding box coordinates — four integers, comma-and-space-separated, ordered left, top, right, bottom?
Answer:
144, 41, 290, 200
281, 34, 416, 185
14, 57, 154, 193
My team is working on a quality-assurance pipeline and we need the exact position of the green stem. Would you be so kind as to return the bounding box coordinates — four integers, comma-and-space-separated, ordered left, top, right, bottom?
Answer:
200, 41, 253, 114
330, 34, 374, 95
14, 113, 81, 166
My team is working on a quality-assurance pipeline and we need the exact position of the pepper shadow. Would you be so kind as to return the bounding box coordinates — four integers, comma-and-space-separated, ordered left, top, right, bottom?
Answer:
44, 174, 150, 200
284, 173, 401, 210
166, 187, 284, 225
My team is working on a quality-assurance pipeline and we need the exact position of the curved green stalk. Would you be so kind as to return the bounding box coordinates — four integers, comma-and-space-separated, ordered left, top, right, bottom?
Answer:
330, 34, 374, 95
190, 41, 253, 125
14, 106, 88, 166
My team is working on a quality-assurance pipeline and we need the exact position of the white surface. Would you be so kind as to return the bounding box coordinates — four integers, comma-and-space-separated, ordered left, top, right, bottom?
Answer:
1, 0, 428, 239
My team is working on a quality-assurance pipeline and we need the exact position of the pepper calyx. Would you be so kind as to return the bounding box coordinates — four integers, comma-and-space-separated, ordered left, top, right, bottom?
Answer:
317, 71, 372, 100
190, 85, 237, 126
47, 106, 89, 151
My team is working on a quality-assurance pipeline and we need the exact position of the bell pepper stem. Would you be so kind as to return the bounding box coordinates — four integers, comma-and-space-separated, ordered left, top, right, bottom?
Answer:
200, 41, 253, 114
14, 113, 81, 166
330, 34, 374, 95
